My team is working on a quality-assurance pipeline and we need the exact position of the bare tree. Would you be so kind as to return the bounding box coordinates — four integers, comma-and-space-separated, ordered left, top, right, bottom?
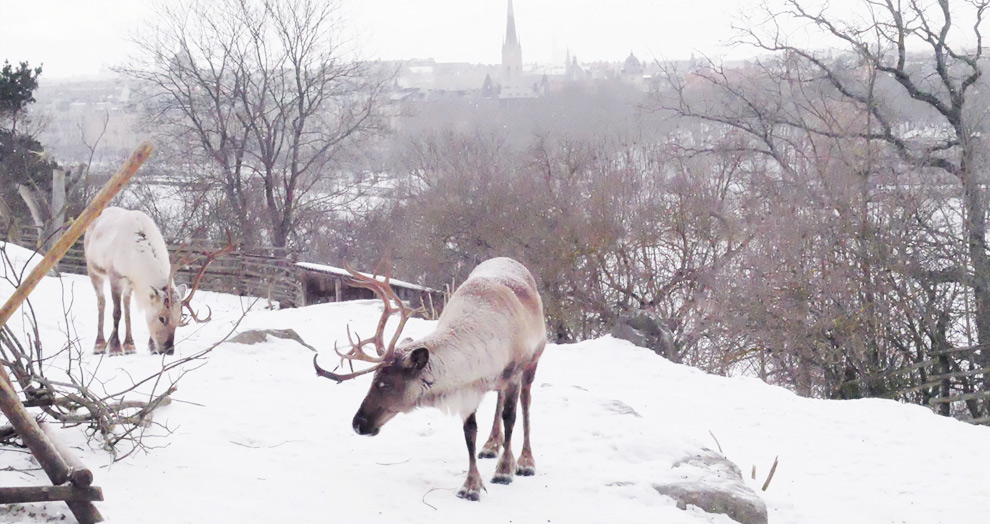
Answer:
119, 0, 391, 247
354, 126, 748, 353
657, 0, 990, 411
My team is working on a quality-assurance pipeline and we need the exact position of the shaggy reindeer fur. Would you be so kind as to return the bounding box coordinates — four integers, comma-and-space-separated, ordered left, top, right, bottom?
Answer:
84, 207, 184, 355
348, 257, 547, 501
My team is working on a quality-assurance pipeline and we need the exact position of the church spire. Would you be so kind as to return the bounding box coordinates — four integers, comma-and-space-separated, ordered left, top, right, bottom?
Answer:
500, 0, 523, 97
505, 0, 518, 46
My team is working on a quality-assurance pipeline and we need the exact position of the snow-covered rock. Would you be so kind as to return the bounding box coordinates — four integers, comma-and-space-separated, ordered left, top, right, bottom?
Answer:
654, 450, 768, 524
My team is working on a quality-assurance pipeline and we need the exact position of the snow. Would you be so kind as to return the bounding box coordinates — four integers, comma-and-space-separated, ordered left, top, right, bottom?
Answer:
2, 241, 989, 523
296, 262, 435, 293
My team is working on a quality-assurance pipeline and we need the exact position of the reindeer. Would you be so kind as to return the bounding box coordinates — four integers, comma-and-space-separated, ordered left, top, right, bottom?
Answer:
84, 207, 228, 356
314, 258, 547, 501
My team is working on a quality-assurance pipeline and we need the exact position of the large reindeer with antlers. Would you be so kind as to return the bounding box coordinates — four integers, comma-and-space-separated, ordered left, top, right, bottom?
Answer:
84, 207, 230, 355
314, 258, 547, 501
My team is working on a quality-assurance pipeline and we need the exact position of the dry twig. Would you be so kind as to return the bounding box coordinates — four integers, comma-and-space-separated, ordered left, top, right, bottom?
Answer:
761, 455, 779, 492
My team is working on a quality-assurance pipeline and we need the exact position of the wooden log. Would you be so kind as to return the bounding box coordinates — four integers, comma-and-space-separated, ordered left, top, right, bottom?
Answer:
0, 486, 103, 504
0, 379, 99, 524
0, 373, 75, 486
40, 422, 94, 488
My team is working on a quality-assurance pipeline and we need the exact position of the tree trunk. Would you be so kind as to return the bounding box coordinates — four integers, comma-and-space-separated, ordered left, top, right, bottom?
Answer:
961, 129, 990, 416
16, 184, 44, 230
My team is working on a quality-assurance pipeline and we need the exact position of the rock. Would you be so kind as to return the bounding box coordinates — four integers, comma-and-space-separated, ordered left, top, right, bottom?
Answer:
229, 329, 317, 351
653, 449, 768, 524
611, 310, 678, 361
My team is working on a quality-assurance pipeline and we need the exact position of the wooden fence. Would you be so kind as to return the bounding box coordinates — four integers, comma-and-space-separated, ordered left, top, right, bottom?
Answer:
6, 228, 445, 311
847, 345, 990, 425
9, 228, 305, 309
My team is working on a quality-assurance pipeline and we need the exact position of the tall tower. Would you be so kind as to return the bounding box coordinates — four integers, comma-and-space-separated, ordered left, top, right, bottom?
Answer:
501, 0, 523, 92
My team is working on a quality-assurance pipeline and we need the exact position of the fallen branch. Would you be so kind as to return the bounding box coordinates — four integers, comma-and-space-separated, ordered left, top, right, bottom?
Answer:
39, 421, 94, 488
761, 455, 779, 492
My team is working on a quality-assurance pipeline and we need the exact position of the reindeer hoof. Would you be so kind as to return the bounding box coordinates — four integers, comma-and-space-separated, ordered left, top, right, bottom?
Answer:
516, 465, 536, 476
478, 449, 499, 459
93, 344, 107, 355
491, 473, 513, 485
456, 488, 481, 501
123, 343, 136, 355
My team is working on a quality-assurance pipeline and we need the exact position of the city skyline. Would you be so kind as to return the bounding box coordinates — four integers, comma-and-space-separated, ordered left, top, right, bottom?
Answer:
0, 0, 758, 79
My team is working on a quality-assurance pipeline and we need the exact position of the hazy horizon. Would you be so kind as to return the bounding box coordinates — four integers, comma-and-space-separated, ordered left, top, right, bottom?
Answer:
0, 0, 756, 79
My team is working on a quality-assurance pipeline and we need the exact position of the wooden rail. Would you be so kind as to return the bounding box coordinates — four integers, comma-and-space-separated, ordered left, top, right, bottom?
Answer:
844, 344, 990, 425
10, 229, 305, 309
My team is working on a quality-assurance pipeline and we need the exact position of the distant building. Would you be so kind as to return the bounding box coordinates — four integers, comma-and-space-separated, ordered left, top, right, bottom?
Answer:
31, 78, 142, 165
623, 51, 643, 76
500, 0, 535, 99
566, 50, 588, 82
622, 51, 645, 88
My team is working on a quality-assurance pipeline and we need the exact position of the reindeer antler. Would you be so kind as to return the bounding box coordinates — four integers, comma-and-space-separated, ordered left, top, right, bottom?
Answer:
171, 235, 237, 326
314, 263, 421, 383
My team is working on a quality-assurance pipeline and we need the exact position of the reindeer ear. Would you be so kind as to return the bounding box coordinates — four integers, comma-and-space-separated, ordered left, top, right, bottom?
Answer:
404, 347, 429, 371
150, 287, 161, 301
176, 284, 188, 300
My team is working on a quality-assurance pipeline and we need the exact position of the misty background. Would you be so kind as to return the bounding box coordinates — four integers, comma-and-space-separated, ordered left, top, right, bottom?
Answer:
2, 0, 990, 424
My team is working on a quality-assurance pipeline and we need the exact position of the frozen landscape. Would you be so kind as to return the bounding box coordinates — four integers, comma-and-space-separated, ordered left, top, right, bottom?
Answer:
1, 242, 988, 524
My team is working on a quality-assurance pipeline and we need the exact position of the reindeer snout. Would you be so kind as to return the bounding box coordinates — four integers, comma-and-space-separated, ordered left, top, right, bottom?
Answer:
352, 412, 379, 436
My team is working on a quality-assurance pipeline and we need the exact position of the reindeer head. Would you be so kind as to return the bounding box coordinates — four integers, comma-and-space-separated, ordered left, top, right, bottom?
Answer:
147, 283, 187, 354
313, 264, 427, 436
157, 238, 236, 354
352, 343, 430, 435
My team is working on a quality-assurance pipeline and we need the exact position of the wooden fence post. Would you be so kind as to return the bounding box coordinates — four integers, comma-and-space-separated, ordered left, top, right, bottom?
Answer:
0, 141, 153, 524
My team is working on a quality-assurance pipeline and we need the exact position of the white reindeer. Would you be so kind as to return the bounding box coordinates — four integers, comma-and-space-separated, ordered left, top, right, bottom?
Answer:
314, 257, 547, 501
84, 207, 186, 355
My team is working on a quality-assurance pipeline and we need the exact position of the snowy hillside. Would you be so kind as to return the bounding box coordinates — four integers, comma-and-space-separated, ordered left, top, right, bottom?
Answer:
1, 242, 988, 524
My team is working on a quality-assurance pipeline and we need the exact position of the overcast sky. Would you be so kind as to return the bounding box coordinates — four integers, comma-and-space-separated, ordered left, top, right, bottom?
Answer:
341, 0, 758, 65
0, 0, 769, 79
9, 0, 977, 80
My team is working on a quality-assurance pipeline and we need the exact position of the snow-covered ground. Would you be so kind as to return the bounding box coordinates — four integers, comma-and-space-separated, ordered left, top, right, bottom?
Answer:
1, 242, 988, 524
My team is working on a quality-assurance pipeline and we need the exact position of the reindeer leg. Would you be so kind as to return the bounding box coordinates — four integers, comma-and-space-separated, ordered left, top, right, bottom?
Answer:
121, 290, 136, 354
479, 390, 504, 459
107, 278, 124, 356
89, 273, 107, 354
456, 412, 484, 501
492, 382, 520, 484
517, 343, 545, 476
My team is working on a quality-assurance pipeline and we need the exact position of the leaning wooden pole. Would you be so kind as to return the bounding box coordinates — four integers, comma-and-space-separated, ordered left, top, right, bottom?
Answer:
0, 141, 154, 330
0, 140, 153, 524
